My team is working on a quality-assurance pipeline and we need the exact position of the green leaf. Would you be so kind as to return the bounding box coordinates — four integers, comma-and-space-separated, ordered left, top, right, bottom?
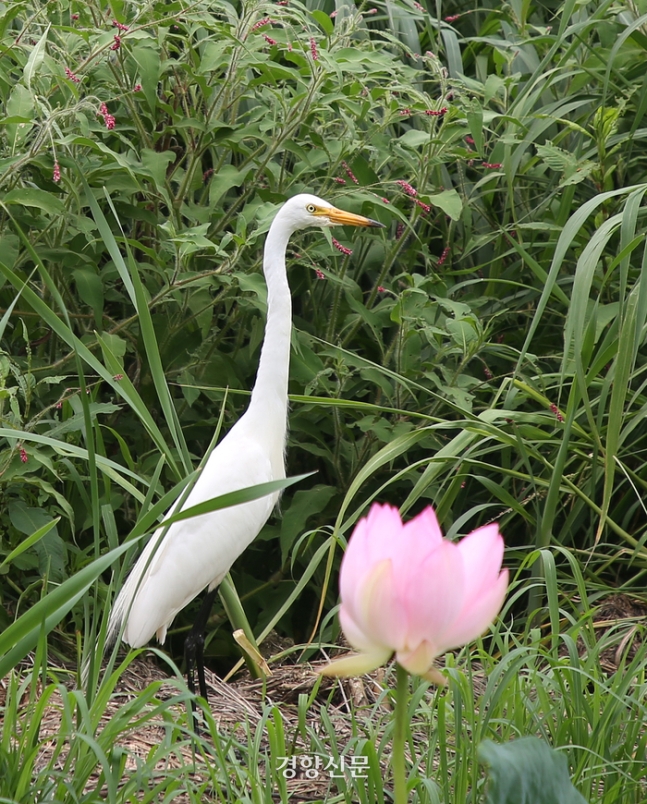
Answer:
73, 269, 104, 316
3, 188, 65, 215
209, 164, 246, 209
479, 738, 588, 804
429, 189, 462, 220
465, 100, 484, 155
484, 74, 506, 105
197, 40, 230, 74
312, 9, 334, 35
0, 517, 59, 572
8, 502, 66, 582
23, 24, 49, 89
440, 27, 463, 76
279, 484, 336, 561
399, 129, 431, 148
160, 474, 314, 530
0, 3, 24, 40
140, 149, 175, 188
131, 43, 161, 114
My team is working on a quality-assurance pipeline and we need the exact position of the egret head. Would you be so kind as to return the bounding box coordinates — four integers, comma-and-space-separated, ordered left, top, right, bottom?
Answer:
279, 193, 384, 232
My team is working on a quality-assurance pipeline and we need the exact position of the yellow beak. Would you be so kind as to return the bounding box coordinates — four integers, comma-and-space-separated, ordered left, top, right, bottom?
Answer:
321, 207, 385, 228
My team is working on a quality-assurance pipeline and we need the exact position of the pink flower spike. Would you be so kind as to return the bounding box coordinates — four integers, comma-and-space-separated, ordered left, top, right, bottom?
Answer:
112, 20, 129, 31
52, 161, 61, 183
19, 447, 28, 464
342, 160, 359, 185
315, 268, 326, 280
310, 37, 319, 60
399, 109, 412, 115
332, 238, 353, 256
444, 13, 461, 22
482, 162, 502, 169
437, 245, 450, 265
113, 373, 124, 381
251, 16, 272, 30
98, 102, 116, 129
550, 403, 564, 423
415, 199, 431, 214
133, 83, 142, 92
65, 67, 80, 83
396, 179, 417, 197
320, 503, 507, 680
111, 34, 121, 50
263, 34, 277, 45
377, 285, 386, 293
414, 1, 424, 9
71, 13, 79, 21
330, 10, 338, 17
333, 177, 346, 184
465, 135, 475, 144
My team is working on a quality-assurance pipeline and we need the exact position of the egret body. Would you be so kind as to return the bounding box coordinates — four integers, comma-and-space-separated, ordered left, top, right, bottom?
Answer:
107, 194, 383, 695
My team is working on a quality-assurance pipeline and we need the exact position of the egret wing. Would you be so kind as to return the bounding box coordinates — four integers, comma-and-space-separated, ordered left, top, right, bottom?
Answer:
108, 426, 279, 647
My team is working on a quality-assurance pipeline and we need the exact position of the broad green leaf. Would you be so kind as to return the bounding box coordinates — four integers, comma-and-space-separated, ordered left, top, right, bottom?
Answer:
312, 9, 334, 35
479, 738, 588, 804
8, 504, 66, 583
466, 103, 484, 155
429, 189, 462, 220
73, 269, 104, 316
3, 188, 64, 215
140, 149, 175, 188
399, 129, 431, 148
131, 43, 161, 114
484, 74, 505, 105
23, 24, 49, 89
209, 164, 246, 209
0, 518, 59, 572
279, 484, 336, 561
440, 27, 463, 76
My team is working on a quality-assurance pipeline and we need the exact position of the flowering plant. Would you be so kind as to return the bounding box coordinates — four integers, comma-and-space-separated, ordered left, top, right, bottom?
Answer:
321, 503, 508, 682
321, 503, 508, 804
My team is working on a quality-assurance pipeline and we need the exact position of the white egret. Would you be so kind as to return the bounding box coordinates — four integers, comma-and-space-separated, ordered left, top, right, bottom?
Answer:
106, 193, 384, 698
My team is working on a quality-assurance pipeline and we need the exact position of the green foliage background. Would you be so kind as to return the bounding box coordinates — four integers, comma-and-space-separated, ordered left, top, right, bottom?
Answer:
1, 0, 647, 798
3, 0, 647, 657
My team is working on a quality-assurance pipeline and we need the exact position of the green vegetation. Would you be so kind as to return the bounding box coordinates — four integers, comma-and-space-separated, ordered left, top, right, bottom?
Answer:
1, 0, 646, 800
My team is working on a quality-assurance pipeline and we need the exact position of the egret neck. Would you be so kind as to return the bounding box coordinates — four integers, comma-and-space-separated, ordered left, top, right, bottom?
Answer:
247, 218, 293, 457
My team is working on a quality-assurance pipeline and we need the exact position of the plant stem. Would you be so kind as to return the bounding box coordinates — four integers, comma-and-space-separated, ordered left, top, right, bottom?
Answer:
393, 662, 409, 804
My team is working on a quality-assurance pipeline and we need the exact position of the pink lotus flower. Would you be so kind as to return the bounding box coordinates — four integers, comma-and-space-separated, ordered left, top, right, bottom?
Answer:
321, 503, 507, 682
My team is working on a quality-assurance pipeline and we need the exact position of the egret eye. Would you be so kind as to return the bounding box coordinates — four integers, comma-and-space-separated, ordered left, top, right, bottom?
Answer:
306, 204, 316, 213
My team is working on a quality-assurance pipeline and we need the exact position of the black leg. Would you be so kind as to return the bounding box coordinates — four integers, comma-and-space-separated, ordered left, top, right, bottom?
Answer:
184, 586, 218, 702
